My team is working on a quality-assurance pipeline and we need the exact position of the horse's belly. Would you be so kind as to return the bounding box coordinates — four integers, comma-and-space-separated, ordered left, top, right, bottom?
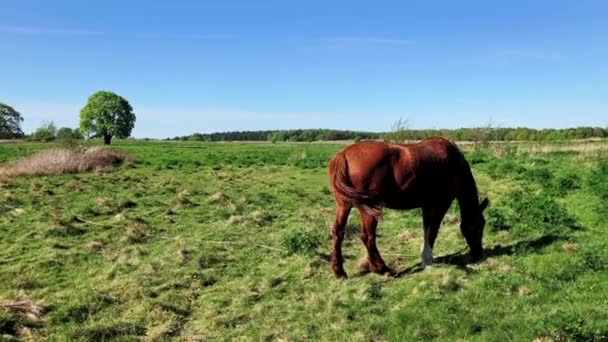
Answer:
382, 187, 453, 210
383, 192, 424, 210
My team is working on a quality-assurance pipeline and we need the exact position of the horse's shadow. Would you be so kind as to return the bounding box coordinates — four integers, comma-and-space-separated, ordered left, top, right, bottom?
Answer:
394, 234, 562, 277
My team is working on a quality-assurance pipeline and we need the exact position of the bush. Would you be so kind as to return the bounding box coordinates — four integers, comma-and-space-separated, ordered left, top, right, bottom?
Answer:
549, 173, 581, 196
577, 241, 607, 272
467, 150, 493, 165
57, 127, 83, 140
516, 167, 553, 187
31, 121, 57, 142
281, 229, 323, 256
485, 159, 527, 179
587, 159, 608, 201
503, 190, 574, 237
485, 207, 510, 231
188, 133, 205, 141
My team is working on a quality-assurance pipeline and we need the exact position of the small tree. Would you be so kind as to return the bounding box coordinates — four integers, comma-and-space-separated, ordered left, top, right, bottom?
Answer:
0, 103, 24, 139
57, 127, 83, 140
32, 121, 58, 142
80, 91, 136, 145
383, 117, 410, 143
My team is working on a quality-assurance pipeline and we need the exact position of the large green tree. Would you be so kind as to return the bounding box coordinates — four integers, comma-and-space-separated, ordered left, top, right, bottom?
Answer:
0, 102, 24, 139
80, 91, 136, 145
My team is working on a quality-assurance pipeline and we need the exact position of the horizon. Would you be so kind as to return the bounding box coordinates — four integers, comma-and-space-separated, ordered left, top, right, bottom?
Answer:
3, 1, 608, 138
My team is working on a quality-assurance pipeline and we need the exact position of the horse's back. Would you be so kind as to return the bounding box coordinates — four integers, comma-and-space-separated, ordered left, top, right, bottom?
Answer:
329, 137, 465, 209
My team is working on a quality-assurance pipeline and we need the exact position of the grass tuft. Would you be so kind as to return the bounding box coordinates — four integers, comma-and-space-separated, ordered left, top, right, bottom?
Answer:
0, 147, 129, 178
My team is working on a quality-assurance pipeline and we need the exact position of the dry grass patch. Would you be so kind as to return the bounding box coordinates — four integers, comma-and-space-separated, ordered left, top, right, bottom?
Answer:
0, 147, 130, 178
0, 299, 44, 322
0, 297, 45, 339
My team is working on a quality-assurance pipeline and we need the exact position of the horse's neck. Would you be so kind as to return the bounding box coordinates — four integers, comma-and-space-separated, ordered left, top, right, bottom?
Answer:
457, 164, 479, 222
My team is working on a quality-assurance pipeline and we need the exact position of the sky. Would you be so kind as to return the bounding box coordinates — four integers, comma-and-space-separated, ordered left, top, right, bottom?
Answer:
1, 0, 608, 138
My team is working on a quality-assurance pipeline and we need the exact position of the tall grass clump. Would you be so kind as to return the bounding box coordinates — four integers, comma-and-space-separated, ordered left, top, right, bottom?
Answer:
281, 229, 324, 256
587, 158, 608, 201
498, 189, 575, 238
0, 147, 129, 178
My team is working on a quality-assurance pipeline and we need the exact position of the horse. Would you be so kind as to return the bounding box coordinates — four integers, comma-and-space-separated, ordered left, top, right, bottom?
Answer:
327, 136, 488, 279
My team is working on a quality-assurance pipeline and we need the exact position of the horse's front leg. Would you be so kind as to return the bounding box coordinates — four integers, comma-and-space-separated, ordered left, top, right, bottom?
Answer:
421, 204, 451, 268
359, 210, 393, 276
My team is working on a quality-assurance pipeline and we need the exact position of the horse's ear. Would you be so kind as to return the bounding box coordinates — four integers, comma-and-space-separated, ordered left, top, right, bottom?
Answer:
480, 198, 489, 212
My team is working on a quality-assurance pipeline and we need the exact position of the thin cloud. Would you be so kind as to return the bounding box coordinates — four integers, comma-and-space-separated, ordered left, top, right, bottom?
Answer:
488, 47, 562, 61
323, 36, 415, 46
0, 25, 234, 41
0, 25, 100, 36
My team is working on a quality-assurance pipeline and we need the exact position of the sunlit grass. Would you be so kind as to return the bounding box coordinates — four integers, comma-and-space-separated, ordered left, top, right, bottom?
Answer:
1, 140, 607, 340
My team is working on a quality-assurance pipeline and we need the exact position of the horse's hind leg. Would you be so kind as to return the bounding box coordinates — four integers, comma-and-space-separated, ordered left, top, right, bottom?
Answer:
359, 210, 393, 276
331, 203, 351, 279
421, 203, 451, 267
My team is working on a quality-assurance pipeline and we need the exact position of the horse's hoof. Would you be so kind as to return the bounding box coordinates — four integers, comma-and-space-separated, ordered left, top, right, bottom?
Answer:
375, 266, 395, 277
334, 272, 348, 280
383, 270, 396, 278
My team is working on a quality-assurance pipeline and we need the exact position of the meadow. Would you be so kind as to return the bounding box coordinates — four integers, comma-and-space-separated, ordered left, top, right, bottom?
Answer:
1, 139, 607, 341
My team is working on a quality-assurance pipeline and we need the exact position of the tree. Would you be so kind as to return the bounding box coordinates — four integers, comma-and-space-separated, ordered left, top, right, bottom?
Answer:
57, 127, 83, 140
80, 91, 136, 145
383, 118, 410, 143
32, 121, 57, 142
0, 103, 24, 139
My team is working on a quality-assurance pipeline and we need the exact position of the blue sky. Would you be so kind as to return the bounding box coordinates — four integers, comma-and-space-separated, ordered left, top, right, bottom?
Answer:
1, 0, 607, 138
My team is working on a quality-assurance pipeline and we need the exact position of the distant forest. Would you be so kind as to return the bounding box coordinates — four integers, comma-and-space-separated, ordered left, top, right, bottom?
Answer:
167, 127, 608, 142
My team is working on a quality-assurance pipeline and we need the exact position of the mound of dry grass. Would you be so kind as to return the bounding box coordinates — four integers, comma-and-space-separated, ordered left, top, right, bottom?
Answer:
0, 299, 45, 322
0, 147, 130, 178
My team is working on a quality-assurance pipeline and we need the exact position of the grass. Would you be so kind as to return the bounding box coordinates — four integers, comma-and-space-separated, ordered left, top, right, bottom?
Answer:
0, 146, 129, 179
1, 139, 607, 340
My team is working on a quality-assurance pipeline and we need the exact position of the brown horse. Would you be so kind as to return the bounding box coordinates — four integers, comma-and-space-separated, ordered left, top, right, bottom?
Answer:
328, 137, 488, 278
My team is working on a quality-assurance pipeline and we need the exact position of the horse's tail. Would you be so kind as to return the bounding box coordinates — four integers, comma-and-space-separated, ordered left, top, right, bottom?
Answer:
328, 153, 384, 217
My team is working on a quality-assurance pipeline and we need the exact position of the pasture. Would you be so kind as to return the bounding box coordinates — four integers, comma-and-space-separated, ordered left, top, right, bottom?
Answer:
1, 140, 608, 341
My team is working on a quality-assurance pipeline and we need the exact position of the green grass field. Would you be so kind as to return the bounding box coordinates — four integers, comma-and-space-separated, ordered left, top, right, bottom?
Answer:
1, 140, 608, 341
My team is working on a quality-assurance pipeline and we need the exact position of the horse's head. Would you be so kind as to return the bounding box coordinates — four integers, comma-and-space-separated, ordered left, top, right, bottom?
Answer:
461, 197, 489, 260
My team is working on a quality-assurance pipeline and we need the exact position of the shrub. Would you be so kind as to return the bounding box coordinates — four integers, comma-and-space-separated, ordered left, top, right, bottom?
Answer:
587, 159, 608, 201
485, 207, 510, 231
577, 242, 607, 272
31, 121, 57, 142
56, 127, 83, 140
281, 229, 323, 256
516, 167, 553, 187
188, 133, 205, 141
549, 173, 581, 196
503, 190, 574, 237
485, 159, 527, 179
383, 118, 409, 143
467, 150, 493, 165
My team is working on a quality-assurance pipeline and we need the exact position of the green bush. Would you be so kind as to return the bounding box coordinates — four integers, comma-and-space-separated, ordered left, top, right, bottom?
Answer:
503, 190, 574, 237
549, 173, 581, 196
516, 167, 553, 187
56, 127, 83, 140
485, 159, 527, 179
485, 207, 510, 231
281, 229, 323, 256
577, 243, 607, 272
31, 121, 57, 142
587, 159, 608, 201
466, 150, 493, 165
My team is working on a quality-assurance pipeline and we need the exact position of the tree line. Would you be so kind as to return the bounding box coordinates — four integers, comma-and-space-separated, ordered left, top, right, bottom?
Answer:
2, 99, 607, 143
169, 129, 381, 142
168, 126, 608, 142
